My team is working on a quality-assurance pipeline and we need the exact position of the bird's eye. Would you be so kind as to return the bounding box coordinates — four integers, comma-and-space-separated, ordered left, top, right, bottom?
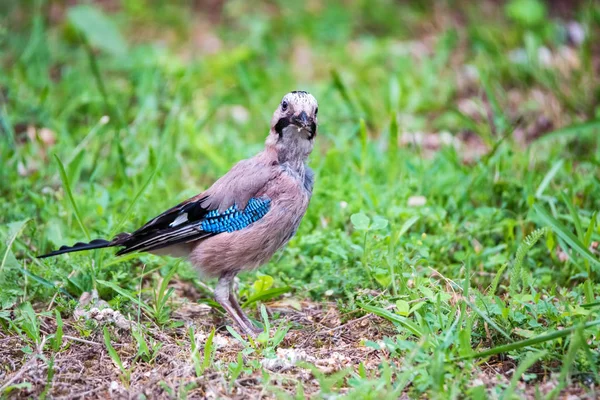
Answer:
315, 107, 318, 116
281, 101, 288, 111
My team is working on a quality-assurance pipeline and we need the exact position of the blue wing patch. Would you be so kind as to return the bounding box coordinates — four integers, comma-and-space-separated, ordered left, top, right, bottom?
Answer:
201, 197, 271, 233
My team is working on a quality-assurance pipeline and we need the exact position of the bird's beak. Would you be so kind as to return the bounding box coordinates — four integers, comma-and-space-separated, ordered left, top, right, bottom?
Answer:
292, 111, 314, 133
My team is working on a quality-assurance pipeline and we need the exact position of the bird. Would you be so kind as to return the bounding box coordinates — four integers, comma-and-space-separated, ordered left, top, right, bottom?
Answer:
38, 91, 319, 337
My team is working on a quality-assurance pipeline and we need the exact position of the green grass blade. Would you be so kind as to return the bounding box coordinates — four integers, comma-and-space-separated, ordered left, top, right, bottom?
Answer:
54, 155, 90, 240
331, 69, 357, 115
456, 319, 600, 360
533, 119, 600, 142
535, 160, 563, 198
397, 216, 420, 238
241, 286, 291, 308
359, 119, 368, 176
103, 328, 122, 370
555, 325, 583, 393
67, 5, 127, 56
53, 310, 63, 352
500, 350, 547, 400
581, 301, 600, 309
479, 68, 508, 136
534, 204, 600, 269
226, 326, 249, 346
18, 302, 41, 345
488, 263, 507, 296
111, 169, 157, 235
359, 303, 423, 337
97, 279, 152, 314
188, 326, 202, 377
465, 300, 512, 341
388, 113, 398, 159
104, 252, 141, 267
561, 192, 583, 240
583, 211, 596, 247
202, 327, 215, 373
154, 263, 178, 317
103, 326, 129, 387
13, 265, 73, 298
1, 219, 29, 272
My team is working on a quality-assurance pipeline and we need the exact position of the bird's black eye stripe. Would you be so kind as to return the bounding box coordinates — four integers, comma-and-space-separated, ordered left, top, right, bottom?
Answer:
275, 117, 291, 138
281, 101, 288, 111
309, 121, 317, 139
315, 107, 318, 116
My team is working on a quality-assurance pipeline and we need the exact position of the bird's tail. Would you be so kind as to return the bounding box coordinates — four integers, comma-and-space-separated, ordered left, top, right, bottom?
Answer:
37, 238, 119, 258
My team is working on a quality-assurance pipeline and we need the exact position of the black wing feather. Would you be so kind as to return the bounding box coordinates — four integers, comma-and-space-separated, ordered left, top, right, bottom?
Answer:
115, 196, 214, 255
38, 239, 112, 258
132, 195, 209, 235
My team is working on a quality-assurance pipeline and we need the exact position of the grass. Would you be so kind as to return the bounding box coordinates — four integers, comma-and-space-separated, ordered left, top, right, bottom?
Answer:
1, 0, 600, 398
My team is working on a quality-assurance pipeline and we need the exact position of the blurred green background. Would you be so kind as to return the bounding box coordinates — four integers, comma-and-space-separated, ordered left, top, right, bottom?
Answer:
1, 0, 600, 397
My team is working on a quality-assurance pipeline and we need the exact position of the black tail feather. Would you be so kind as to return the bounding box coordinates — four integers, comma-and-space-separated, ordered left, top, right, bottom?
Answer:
37, 239, 114, 259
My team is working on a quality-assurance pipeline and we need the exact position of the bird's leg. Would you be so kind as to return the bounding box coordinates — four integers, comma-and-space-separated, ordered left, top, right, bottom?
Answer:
228, 280, 263, 334
214, 272, 259, 337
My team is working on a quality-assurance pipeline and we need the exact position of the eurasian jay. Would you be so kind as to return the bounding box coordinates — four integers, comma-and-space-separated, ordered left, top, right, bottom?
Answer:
39, 91, 319, 337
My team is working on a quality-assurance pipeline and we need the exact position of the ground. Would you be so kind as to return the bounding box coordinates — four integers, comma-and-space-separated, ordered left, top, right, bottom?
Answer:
1, 0, 600, 398
1, 295, 394, 398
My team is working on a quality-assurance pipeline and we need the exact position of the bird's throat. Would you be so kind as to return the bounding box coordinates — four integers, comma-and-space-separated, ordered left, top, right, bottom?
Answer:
276, 125, 312, 172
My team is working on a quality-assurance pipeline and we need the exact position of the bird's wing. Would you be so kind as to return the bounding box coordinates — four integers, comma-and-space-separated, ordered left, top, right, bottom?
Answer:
200, 157, 279, 212
116, 158, 278, 255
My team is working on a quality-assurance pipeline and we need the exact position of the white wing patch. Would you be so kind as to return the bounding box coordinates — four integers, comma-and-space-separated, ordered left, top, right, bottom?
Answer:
169, 212, 188, 227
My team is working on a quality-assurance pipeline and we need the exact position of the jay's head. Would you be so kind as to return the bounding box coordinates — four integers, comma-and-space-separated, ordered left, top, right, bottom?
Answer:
271, 91, 318, 140
267, 91, 318, 161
